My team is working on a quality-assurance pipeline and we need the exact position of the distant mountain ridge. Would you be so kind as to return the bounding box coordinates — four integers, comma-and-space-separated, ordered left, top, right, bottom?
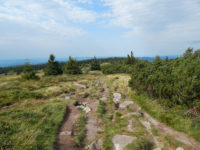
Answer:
0, 56, 178, 67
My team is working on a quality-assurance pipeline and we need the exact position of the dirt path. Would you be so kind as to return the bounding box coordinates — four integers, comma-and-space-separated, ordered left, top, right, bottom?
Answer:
85, 98, 103, 149
132, 102, 200, 150
54, 104, 81, 150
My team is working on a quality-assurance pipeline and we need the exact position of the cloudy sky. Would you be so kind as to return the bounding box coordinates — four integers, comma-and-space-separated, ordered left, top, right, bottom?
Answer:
0, 0, 200, 59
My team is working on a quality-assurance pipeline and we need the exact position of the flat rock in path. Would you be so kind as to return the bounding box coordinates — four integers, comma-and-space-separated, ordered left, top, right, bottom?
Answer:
119, 101, 134, 109
74, 82, 87, 89
176, 147, 184, 150
60, 131, 72, 136
65, 96, 70, 100
121, 112, 141, 118
112, 135, 137, 150
113, 93, 122, 104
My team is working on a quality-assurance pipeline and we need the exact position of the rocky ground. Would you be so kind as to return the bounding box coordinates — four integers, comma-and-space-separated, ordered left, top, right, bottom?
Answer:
54, 73, 200, 150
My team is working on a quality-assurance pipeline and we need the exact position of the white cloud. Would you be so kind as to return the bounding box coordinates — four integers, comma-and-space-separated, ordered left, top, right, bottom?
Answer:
0, 0, 97, 36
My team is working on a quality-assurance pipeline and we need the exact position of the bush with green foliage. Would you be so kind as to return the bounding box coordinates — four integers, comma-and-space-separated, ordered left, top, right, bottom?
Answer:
90, 57, 101, 70
129, 48, 200, 107
63, 56, 82, 74
21, 62, 39, 80
44, 54, 62, 76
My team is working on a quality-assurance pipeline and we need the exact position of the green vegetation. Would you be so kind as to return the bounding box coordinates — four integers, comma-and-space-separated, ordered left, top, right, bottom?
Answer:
90, 57, 101, 70
125, 51, 135, 65
124, 138, 154, 150
97, 100, 106, 117
0, 89, 43, 107
72, 100, 79, 106
129, 48, 200, 107
131, 93, 200, 141
63, 56, 82, 74
44, 54, 62, 76
21, 62, 39, 80
0, 99, 67, 150
74, 114, 87, 147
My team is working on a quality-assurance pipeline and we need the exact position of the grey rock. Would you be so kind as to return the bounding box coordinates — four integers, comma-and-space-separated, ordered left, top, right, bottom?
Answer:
176, 147, 184, 150
74, 82, 87, 89
121, 112, 141, 118
65, 96, 70, 100
60, 131, 72, 136
113, 93, 122, 104
119, 101, 134, 109
112, 135, 137, 150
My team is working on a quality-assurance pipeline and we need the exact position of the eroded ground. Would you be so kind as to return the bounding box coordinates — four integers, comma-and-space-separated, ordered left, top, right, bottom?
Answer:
1, 72, 200, 150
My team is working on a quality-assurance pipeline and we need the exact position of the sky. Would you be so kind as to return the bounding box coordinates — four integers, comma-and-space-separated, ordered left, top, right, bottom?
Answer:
0, 0, 200, 59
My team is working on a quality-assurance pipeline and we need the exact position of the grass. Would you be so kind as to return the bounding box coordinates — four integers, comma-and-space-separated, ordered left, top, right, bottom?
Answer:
0, 99, 67, 150
97, 101, 106, 117
130, 92, 200, 141
124, 138, 154, 150
74, 114, 87, 147
0, 89, 44, 107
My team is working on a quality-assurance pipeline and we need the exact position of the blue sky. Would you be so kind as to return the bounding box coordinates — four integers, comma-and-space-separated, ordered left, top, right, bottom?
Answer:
0, 0, 200, 59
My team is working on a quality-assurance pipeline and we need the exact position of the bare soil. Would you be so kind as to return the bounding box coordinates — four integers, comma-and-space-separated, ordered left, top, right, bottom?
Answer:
54, 104, 81, 150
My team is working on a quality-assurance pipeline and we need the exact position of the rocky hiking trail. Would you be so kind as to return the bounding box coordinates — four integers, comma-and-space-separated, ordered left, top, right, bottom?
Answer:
54, 76, 200, 150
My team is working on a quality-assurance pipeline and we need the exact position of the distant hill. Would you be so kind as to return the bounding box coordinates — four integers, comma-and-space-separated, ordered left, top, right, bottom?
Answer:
0, 56, 178, 67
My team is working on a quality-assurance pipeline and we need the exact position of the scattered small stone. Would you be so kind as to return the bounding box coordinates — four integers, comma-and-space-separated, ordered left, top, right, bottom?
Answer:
77, 105, 91, 113
113, 93, 122, 104
176, 147, 184, 150
112, 135, 137, 150
60, 131, 72, 136
119, 101, 134, 109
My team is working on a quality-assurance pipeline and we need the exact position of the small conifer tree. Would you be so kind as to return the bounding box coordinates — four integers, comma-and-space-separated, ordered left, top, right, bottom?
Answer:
21, 61, 39, 80
126, 51, 135, 65
90, 56, 101, 70
44, 54, 62, 75
63, 56, 82, 74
